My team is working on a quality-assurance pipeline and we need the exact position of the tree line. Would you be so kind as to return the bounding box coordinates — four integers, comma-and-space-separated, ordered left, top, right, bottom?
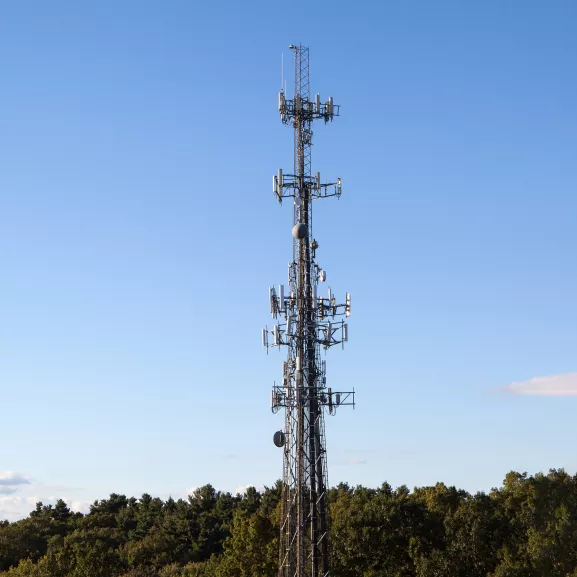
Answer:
2, 469, 577, 576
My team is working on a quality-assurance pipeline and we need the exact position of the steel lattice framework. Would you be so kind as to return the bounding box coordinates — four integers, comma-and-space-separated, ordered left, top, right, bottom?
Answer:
263, 44, 354, 577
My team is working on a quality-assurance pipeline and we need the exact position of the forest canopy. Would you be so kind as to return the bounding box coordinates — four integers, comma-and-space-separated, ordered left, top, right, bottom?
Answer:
2, 469, 577, 576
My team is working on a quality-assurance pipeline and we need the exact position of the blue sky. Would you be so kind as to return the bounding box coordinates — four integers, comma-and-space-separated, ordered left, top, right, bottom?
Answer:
1, 0, 576, 520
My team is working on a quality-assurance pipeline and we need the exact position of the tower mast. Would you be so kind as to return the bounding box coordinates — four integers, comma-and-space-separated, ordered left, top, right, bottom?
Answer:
264, 45, 354, 577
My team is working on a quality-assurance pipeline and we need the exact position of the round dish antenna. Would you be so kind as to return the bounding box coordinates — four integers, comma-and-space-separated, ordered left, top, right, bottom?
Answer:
273, 430, 286, 448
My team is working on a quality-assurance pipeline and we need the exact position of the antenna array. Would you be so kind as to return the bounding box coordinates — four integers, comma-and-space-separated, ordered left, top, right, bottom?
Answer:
263, 44, 354, 577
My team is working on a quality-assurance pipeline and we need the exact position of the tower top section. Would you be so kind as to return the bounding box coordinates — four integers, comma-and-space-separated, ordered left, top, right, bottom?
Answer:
278, 44, 339, 125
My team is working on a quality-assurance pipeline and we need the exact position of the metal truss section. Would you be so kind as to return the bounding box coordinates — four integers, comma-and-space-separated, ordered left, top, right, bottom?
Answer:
272, 171, 342, 204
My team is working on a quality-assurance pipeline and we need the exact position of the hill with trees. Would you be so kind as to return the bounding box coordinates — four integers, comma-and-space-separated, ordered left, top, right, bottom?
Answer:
2, 469, 577, 576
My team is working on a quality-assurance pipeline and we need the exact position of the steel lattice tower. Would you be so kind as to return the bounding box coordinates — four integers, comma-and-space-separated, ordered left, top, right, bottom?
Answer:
263, 44, 354, 577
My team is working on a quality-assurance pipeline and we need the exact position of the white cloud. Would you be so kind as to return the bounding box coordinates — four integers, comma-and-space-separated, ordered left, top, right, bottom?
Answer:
0, 496, 22, 507
506, 373, 577, 396
234, 485, 265, 496
0, 472, 30, 486
0, 472, 93, 521
14, 495, 90, 516
67, 499, 91, 514
0, 472, 31, 512
0, 496, 24, 521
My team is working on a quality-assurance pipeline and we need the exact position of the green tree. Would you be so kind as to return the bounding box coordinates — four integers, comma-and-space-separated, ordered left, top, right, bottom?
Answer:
213, 508, 277, 577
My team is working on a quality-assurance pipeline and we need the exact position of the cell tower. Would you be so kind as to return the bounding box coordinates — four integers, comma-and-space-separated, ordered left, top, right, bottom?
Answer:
262, 45, 355, 577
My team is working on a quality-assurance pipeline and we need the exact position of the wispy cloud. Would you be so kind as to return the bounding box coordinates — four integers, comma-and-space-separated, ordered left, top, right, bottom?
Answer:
0, 487, 19, 495
0, 472, 30, 486
505, 373, 577, 396
347, 458, 367, 466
